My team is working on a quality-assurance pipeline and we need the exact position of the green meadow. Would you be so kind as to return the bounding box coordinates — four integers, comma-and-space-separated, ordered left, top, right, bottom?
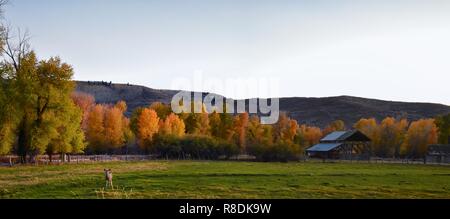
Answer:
1, 161, 449, 199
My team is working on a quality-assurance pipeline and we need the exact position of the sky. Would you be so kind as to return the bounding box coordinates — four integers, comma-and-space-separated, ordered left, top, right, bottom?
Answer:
4, 0, 450, 105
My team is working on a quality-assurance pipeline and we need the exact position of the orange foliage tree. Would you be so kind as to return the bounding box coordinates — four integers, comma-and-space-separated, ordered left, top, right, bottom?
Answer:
84, 101, 131, 153
296, 125, 323, 148
85, 104, 106, 151
136, 108, 160, 150
159, 113, 185, 137
234, 112, 249, 152
402, 119, 438, 158
377, 117, 408, 158
103, 106, 125, 148
71, 92, 95, 129
353, 118, 379, 155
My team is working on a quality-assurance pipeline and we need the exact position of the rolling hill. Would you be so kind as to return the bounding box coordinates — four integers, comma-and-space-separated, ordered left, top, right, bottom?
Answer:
76, 81, 450, 128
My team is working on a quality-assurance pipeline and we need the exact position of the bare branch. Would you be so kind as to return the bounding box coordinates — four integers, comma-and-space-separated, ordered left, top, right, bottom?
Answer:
1, 25, 31, 72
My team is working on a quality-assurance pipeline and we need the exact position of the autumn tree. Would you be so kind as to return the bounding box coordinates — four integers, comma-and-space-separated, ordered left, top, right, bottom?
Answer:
130, 107, 144, 135
183, 113, 200, 134
84, 101, 131, 153
0, 66, 18, 155
115, 100, 127, 114
159, 113, 185, 137
246, 115, 273, 156
46, 100, 86, 162
354, 118, 379, 156
71, 92, 95, 129
255, 113, 302, 161
0, 1, 15, 155
323, 120, 346, 136
136, 108, 160, 150
197, 112, 211, 136
150, 102, 171, 120
233, 112, 249, 153
247, 115, 273, 146
0, 1, 87, 162
296, 125, 322, 148
393, 119, 409, 158
402, 119, 438, 158
272, 112, 290, 142
85, 104, 106, 151
181, 101, 210, 136
377, 117, 408, 158
114, 101, 135, 148
5, 50, 82, 161
103, 106, 125, 148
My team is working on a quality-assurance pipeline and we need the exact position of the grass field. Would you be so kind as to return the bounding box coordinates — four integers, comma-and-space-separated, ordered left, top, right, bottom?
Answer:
0, 161, 450, 199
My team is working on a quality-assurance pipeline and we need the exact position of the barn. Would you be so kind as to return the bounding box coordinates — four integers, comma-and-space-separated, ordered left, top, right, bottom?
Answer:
306, 130, 371, 159
426, 144, 450, 164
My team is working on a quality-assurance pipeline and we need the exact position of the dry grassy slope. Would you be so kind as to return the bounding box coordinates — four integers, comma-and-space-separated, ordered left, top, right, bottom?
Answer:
76, 81, 179, 116
280, 96, 450, 127
76, 81, 450, 128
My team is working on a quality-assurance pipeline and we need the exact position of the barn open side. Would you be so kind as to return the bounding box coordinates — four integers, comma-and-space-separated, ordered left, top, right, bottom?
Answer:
306, 130, 371, 160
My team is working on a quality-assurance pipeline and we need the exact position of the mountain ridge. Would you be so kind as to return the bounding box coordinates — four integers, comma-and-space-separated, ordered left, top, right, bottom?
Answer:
75, 81, 450, 128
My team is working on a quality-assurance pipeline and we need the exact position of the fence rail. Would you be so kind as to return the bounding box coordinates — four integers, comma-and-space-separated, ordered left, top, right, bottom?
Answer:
0, 155, 448, 166
305, 157, 449, 165
0, 155, 157, 166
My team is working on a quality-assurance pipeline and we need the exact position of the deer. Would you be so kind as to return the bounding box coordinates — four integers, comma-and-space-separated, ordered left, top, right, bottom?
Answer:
104, 169, 113, 189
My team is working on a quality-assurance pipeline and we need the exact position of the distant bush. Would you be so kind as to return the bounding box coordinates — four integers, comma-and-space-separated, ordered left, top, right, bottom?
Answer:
152, 134, 239, 160
248, 141, 303, 162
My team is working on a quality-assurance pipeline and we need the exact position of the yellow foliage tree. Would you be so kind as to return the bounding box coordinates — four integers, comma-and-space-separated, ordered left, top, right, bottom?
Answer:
234, 112, 249, 152
104, 106, 125, 148
137, 108, 160, 149
159, 113, 185, 137
297, 125, 322, 148
402, 119, 438, 158
85, 104, 106, 151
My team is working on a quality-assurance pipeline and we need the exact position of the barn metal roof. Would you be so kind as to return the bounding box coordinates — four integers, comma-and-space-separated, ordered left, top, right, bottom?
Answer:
321, 131, 348, 141
320, 130, 371, 142
306, 143, 343, 152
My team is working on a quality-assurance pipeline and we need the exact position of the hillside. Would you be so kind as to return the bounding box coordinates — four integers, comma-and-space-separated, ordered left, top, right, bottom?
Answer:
76, 81, 450, 128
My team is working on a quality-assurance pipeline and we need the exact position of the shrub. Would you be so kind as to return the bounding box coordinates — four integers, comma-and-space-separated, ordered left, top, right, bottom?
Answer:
248, 141, 303, 162
152, 134, 239, 160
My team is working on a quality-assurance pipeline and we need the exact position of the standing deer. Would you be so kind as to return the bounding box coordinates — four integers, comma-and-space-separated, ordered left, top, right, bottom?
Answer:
104, 169, 113, 189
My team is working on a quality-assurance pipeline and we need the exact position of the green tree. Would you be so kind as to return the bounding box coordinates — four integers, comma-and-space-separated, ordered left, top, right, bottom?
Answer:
435, 114, 450, 144
209, 112, 221, 138
149, 102, 172, 120
46, 100, 86, 162
0, 66, 19, 155
1, 39, 80, 162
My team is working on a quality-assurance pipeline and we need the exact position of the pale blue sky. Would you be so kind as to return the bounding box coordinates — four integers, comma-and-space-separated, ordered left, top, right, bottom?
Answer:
4, 0, 450, 105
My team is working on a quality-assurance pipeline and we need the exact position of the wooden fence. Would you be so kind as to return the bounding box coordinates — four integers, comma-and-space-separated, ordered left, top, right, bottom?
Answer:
0, 155, 156, 166
0, 155, 448, 166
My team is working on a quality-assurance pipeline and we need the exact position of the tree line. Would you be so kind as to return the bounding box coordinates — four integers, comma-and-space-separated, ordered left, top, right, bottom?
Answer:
36, 90, 450, 162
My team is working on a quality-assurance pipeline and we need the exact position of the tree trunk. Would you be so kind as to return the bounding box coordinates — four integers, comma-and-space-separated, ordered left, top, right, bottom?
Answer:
17, 118, 29, 164
49, 154, 53, 163
29, 153, 37, 165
